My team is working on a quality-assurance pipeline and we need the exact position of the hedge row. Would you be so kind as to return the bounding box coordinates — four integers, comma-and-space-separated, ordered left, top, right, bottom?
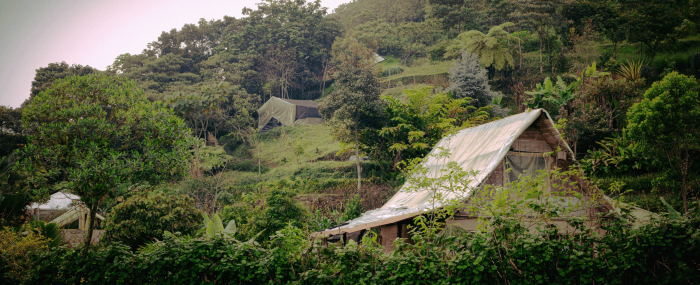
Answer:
26, 217, 700, 285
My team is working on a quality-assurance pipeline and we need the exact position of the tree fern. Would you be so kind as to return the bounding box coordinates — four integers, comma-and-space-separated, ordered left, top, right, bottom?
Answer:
446, 22, 517, 71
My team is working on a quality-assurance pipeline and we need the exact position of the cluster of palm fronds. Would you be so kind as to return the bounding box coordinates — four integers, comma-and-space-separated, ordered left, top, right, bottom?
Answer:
617, 60, 645, 81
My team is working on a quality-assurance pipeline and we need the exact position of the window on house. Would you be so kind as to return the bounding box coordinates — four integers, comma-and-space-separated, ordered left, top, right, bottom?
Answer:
504, 152, 552, 185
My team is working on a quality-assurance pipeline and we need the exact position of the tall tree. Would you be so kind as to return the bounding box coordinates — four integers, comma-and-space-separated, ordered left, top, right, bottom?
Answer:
319, 67, 385, 192
27, 62, 98, 105
20, 74, 191, 250
447, 51, 499, 107
508, 0, 556, 73
621, 0, 686, 55
225, 0, 340, 100
427, 0, 489, 37
627, 72, 700, 213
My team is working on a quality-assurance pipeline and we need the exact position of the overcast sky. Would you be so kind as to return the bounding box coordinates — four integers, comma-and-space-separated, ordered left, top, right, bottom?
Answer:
0, 0, 348, 108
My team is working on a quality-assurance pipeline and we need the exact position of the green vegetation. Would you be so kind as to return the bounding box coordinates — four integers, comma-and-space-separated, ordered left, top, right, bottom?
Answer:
103, 192, 201, 250
3, 0, 700, 281
627, 72, 700, 213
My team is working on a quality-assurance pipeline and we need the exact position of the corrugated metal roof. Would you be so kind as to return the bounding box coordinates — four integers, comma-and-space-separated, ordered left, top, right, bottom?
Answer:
314, 109, 547, 236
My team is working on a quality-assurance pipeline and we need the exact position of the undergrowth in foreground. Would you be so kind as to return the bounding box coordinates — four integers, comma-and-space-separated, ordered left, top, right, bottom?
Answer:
24, 210, 700, 285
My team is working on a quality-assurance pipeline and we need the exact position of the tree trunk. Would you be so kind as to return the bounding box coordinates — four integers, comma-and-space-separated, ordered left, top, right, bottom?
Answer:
82, 203, 98, 254
682, 172, 688, 214
258, 140, 261, 181
354, 120, 362, 193
682, 150, 689, 213
539, 28, 544, 74
518, 32, 523, 70
547, 33, 552, 73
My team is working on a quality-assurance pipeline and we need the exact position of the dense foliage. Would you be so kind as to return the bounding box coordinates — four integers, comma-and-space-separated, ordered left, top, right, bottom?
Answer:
319, 66, 385, 192
24, 214, 700, 284
627, 72, 700, 213
103, 191, 202, 250
5, 0, 700, 281
20, 74, 192, 247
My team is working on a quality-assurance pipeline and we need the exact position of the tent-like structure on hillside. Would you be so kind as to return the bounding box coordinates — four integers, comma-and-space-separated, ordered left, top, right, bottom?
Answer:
313, 109, 653, 251
257, 97, 324, 133
374, 53, 386, 63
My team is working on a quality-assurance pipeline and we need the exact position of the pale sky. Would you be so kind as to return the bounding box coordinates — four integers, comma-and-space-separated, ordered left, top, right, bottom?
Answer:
0, 0, 349, 108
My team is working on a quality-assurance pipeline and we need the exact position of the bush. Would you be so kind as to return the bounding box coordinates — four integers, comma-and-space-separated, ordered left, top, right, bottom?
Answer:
25, 214, 700, 285
378, 66, 405, 78
340, 194, 363, 222
0, 227, 48, 283
262, 188, 308, 240
220, 196, 265, 241
226, 159, 270, 173
103, 191, 201, 249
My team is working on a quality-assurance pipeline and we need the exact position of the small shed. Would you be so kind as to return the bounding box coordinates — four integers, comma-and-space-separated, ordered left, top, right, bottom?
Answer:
257, 97, 324, 133
313, 109, 652, 251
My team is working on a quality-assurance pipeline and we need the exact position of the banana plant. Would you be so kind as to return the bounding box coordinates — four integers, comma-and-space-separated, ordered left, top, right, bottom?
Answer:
580, 61, 611, 79
202, 212, 237, 239
525, 76, 576, 110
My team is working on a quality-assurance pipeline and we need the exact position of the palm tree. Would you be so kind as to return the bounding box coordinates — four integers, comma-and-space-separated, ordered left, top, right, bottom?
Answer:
446, 22, 517, 71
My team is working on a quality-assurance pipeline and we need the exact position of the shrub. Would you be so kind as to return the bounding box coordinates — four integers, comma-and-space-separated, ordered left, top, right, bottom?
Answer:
103, 191, 201, 249
340, 194, 363, 222
24, 215, 700, 285
25, 219, 64, 248
261, 188, 308, 240
220, 195, 265, 241
0, 227, 48, 283
378, 66, 404, 78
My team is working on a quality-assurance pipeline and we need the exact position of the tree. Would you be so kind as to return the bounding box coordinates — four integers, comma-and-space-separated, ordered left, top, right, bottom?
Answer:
27, 62, 98, 104
165, 81, 258, 141
627, 72, 700, 213
376, 86, 490, 168
319, 67, 385, 192
0, 106, 25, 157
427, 0, 488, 36
525, 76, 577, 116
331, 36, 376, 71
20, 74, 191, 250
622, 0, 686, 55
445, 22, 517, 71
508, 0, 556, 73
103, 192, 201, 250
447, 51, 499, 107
0, 154, 32, 228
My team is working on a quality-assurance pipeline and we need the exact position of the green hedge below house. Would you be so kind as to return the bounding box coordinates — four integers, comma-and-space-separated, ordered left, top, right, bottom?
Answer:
24, 215, 700, 285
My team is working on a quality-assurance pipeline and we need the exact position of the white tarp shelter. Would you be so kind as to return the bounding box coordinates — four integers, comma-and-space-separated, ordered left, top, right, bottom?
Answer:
314, 109, 653, 238
30, 192, 79, 210
374, 53, 386, 63
29, 191, 104, 230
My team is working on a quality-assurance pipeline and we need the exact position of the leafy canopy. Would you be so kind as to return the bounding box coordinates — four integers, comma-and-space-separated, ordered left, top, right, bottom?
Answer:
20, 74, 192, 245
104, 192, 201, 250
626, 72, 700, 212
446, 22, 517, 70
376, 86, 490, 165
